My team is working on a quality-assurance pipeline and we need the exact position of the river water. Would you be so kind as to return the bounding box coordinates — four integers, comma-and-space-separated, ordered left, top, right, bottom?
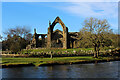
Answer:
1, 61, 120, 78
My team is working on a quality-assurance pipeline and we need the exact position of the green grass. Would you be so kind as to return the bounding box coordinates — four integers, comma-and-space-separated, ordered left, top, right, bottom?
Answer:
21, 48, 94, 54
1, 56, 119, 67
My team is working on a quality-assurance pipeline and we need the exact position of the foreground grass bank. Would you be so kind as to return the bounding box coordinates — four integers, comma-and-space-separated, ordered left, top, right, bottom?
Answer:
1, 56, 120, 68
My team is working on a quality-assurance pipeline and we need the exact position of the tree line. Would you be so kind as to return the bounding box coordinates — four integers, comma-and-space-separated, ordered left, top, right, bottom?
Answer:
1, 17, 119, 58
1, 27, 32, 52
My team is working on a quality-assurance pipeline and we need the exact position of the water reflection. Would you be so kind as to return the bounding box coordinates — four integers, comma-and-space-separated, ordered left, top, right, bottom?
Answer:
2, 61, 119, 78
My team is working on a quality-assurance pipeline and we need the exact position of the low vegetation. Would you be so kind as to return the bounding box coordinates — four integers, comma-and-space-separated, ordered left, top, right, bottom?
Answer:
2, 56, 120, 67
2, 47, 120, 58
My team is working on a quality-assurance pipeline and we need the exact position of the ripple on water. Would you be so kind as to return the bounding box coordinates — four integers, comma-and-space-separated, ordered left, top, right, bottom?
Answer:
2, 61, 120, 78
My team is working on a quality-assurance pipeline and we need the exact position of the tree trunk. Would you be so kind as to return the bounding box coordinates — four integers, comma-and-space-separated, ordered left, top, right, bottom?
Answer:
96, 51, 99, 58
94, 52, 97, 58
96, 47, 100, 58
50, 51, 53, 58
50, 54, 53, 58
94, 45, 97, 58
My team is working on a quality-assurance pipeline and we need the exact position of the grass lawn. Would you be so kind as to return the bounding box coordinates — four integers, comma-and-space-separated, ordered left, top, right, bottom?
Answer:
1, 56, 119, 67
21, 48, 94, 53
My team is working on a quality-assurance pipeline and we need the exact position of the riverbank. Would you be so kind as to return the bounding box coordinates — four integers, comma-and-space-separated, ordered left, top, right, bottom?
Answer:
1, 56, 120, 68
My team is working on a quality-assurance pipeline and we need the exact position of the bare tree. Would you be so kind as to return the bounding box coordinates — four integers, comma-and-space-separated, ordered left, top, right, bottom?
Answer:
4, 26, 31, 40
80, 17, 112, 58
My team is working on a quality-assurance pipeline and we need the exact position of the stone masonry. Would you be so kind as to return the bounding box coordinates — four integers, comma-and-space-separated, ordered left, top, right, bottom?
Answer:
26, 16, 79, 49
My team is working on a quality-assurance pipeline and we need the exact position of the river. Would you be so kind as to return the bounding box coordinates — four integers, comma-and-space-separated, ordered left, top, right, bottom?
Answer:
1, 61, 120, 78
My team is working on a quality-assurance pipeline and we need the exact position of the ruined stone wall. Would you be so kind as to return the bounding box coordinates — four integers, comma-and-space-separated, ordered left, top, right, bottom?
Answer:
51, 29, 63, 48
47, 16, 68, 49
26, 17, 79, 49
